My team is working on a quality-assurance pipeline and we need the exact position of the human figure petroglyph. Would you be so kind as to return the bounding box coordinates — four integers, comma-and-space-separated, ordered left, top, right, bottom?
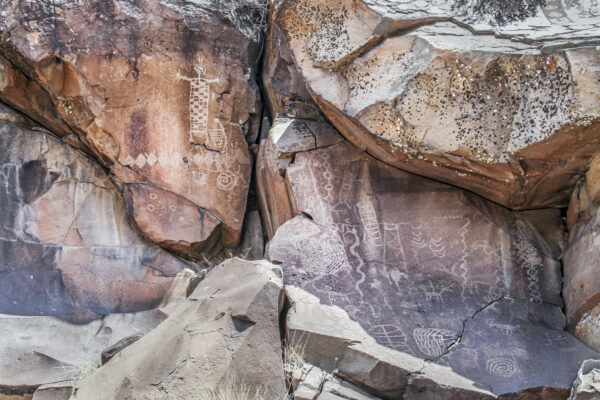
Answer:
176, 58, 228, 150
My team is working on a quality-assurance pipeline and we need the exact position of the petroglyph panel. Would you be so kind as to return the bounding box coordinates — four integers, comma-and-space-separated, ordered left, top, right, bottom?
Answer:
266, 137, 597, 395
0, 0, 259, 253
273, 0, 600, 209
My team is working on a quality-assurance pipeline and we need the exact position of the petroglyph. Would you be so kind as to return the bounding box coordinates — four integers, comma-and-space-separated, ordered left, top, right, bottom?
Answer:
298, 233, 349, 278
357, 201, 383, 247
486, 358, 517, 378
369, 324, 414, 354
177, 59, 228, 151
413, 328, 456, 357
217, 171, 236, 191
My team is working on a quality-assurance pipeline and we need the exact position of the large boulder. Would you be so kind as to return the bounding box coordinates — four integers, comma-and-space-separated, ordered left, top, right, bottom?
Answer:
0, 105, 187, 320
0, 0, 267, 257
71, 258, 287, 400
266, 0, 600, 210
261, 117, 599, 397
0, 309, 166, 396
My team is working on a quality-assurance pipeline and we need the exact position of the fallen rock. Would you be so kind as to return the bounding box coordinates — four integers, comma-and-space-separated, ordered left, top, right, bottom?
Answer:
569, 360, 600, 400
0, 107, 188, 319
31, 382, 73, 400
100, 335, 143, 365
268, 0, 600, 210
71, 258, 287, 400
263, 118, 598, 397
290, 363, 381, 400
0, 0, 267, 256
0, 310, 165, 395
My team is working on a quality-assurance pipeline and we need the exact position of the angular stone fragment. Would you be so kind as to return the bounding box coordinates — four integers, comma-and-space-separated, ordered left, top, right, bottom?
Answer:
31, 382, 73, 400
0, 310, 165, 396
0, 109, 187, 319
263, 118, 598, 397
71, 258, 287, 400
569, 360, 600, 400
257, 116, 344, 238
268, 0, 600, 209
0, 0, 266, 255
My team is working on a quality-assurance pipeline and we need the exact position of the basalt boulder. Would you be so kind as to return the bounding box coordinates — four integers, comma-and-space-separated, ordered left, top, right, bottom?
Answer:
0, 0, 267, 257
0, 105, 187, 320
261, 117, 599, 397
267, 0, 600, 209
71, 258, 287, 400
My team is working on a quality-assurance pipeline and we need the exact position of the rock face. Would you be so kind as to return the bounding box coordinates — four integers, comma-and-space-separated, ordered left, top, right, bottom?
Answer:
262, 118, 599, 397
564, 155, 600, 353
266, 0, 600, 209
71, 258, 287, 400
0, 106, 187, 319
0, 309, 166, 395
0, 0, 266, 257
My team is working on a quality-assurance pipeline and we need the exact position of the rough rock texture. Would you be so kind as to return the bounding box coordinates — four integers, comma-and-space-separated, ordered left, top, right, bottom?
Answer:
263, 118, 598, 397
0, 310, 165, 395
31, 382, 73, 400
0, 0, 266, 257
0, 106, 187, 319
266, 0, 600, 209
256, 116, 344, 238
290, 362, 382, 400
0, 55, 72, 138
564, 157, 600, 352
569, 360, 600, 400
71, 258, 287, 400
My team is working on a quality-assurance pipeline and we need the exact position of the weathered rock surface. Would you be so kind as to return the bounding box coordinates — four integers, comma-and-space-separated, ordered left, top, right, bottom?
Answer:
0, 310, 165, 395
569, 360, 600, 400
263, 118, 598, 397
0, 107, 187, 319
32, 382, 74, 400
267, 0, 600, 209
0, 55, 72, 138
564, 161, 600, 353
290, 362, 382, 400
71, 258, 287, 400
0, 0, 266, 256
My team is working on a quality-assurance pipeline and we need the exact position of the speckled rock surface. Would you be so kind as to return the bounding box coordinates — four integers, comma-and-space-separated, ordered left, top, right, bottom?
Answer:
268, 0, 600, 209
264, 118, 598, 397
0, 106, 187, 320
0, 0, 267, 257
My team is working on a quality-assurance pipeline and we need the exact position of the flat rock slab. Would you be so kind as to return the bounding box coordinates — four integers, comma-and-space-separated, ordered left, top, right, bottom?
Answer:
269, 0, 600, 209
71, 258, 287, 400
0, 0, 266, 254
0, 310, 165, 395
265, 126, 598, 396
0, 111, 187, 319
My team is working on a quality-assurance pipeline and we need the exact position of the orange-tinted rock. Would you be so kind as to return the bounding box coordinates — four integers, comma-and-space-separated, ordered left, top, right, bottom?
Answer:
0, 108, 188, 319
262, 118, 598, 397
269, 0, 600, 210
0, 0, 266, 256
0, 55, 72, 138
